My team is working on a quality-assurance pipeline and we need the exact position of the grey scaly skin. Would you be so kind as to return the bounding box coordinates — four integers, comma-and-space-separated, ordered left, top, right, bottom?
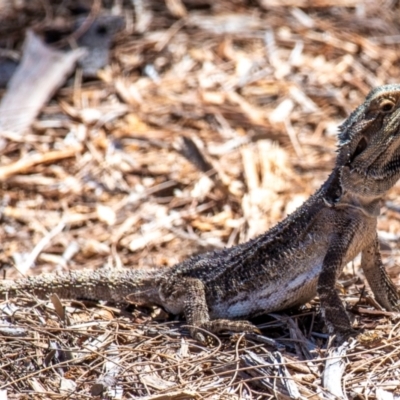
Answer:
2, 84, 400, 343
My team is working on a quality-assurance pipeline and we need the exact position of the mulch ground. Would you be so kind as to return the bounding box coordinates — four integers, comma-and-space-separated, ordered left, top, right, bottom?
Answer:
1, 1, 400, 398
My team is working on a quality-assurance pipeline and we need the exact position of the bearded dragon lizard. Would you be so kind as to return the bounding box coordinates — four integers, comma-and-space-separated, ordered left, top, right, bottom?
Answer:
2, 85, 400, 343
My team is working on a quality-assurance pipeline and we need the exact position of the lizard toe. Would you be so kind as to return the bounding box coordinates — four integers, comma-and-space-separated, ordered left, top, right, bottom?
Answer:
201, 319, 259, 334
188, 319, 259, 345
333, 327, 358, 343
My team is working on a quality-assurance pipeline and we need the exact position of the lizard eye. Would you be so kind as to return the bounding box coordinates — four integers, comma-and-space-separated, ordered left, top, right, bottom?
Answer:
380, 100, 395, 113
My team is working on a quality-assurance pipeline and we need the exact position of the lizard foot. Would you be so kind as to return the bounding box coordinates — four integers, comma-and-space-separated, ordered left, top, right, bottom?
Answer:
189, 319, 260, 345
332, 327, 358, 344
201, 319, 260, 334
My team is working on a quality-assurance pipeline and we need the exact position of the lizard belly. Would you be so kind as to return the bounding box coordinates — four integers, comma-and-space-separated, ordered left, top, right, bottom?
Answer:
209, 256, 323, 319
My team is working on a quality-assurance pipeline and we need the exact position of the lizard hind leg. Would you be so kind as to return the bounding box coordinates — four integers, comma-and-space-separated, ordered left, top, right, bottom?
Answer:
168, 277, 258, 344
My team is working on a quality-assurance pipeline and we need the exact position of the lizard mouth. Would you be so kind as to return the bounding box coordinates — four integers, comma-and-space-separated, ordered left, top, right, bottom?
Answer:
347, 104, 400, 175
368, 148, 400, 179
350, 126, 400, 178
349, 136, 368, 163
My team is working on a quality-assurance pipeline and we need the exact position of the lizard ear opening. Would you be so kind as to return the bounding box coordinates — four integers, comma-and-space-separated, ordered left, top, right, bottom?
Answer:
350, 136, 368, 162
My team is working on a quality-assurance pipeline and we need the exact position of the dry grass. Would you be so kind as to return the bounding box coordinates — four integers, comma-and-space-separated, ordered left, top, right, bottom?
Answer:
1, 0, 400, 398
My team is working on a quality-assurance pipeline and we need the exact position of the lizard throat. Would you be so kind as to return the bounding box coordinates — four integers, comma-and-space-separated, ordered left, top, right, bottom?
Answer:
334, 191, 382, 217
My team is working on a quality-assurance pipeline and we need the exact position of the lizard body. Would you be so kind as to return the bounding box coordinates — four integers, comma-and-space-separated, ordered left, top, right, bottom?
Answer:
2, 84, 400, 343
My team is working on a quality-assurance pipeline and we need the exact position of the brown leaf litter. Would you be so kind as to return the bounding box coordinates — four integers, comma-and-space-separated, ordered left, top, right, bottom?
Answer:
1, 0, 400, 398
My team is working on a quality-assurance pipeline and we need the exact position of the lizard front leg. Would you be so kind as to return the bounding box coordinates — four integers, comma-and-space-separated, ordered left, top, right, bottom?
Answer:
160, 278, 258, 344
317, 231, 356, 339
361, 234, 400, 311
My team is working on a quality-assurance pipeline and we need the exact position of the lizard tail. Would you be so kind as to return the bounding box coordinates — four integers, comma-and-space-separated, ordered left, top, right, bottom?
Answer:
0, 268, 160, 304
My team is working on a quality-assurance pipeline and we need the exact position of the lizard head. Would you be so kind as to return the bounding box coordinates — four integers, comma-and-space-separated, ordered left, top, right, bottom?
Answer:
337, 84, 400, 199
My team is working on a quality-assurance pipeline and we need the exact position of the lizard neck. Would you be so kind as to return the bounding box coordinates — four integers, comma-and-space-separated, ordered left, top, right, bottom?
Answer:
321, 166, 382, 217
334, 190, 382, 217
